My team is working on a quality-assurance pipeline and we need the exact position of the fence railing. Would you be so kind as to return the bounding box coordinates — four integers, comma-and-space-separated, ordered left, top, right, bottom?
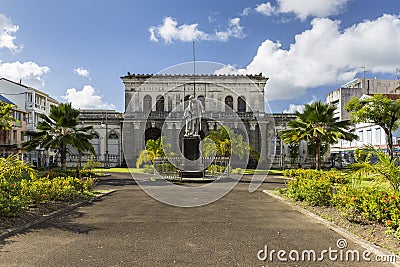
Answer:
153, 156, 230, 180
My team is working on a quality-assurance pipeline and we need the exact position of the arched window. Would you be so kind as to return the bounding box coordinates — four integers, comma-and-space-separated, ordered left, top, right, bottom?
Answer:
108, 133, 119, 157
156, 95, 164, 112
90, 132, 100, 155
225, 96, 233, 111
143, 95, 152, 112
198, 95, 205, 109
238, 96, 246, 112
108, 133, 118, 139
184, 95, 191, 109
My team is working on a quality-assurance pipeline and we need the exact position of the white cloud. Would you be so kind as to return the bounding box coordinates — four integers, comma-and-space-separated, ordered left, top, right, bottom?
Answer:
0, 60, 49, 87
73, 67, 90, 79
61, 85, 116, 110
0, 14, 20, 51
253, 0, 350, 20
278, 0, 350, 20
283, 104, 305, 114
149, 17, 208, 43
283, 96, 316, 113
255, 2, 276, 16
213, 64, 245, 75
241, 7, 252, 17
149, 17, 245, 43
214, 18, 245, 42
241, 14, 400, 100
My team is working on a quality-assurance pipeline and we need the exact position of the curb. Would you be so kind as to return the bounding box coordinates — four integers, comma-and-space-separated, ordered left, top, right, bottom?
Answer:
263, 189, 400, 266
0, 189, 116, 240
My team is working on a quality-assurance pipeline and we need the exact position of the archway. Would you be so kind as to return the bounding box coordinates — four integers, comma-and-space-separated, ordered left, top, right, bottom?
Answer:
145, 127, 161, 143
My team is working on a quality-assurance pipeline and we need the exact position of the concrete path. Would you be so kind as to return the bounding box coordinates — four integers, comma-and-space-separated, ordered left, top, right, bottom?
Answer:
0, 173, 394, 266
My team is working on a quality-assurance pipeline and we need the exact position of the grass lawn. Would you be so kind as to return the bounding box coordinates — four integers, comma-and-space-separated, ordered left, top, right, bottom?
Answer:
241, 169, 283, 175
93, 168, 146, 173
94, 167, 283, 176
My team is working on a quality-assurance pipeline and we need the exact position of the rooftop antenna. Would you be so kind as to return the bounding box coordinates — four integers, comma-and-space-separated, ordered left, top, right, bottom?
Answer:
193, 41, 196, 98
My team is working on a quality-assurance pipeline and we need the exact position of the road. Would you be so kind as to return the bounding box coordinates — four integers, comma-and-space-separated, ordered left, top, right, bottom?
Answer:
0, 173, 393, 266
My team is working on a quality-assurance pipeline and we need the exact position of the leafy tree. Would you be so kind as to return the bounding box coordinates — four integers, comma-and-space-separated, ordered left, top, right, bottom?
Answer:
136, 137, 170, 168
346, 94, 400, 161
23, 103, 94, 170
0, 102, 16, 131
280, 101, 357, 170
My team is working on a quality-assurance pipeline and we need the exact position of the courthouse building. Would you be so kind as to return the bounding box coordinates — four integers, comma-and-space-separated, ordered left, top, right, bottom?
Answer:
121, 73, 275, 168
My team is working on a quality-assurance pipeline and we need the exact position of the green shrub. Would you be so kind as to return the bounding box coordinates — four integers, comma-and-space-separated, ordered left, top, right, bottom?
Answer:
0, 176, 94, 218
83, 156, 101, 171
287, 176, 332, 206
283, 168, 347, 185
332, 185, 400, 238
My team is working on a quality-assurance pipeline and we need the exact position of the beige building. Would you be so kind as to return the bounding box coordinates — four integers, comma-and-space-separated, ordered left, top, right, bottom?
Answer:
0, 95, 28, 157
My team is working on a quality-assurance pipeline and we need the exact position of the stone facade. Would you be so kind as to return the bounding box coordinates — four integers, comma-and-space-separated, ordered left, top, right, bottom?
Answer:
73, 109, 124, 167
121, 73, 275, 168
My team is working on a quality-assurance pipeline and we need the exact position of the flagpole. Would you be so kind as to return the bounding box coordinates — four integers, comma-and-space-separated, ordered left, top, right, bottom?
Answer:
193, 41, 196, 98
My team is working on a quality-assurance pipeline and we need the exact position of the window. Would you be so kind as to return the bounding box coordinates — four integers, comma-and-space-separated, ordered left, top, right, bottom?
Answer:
109, 133, 118, 139
184, 95, 191, 109
375, 128, 381, 145
237, 96, 246, 112
12, 130, 17, 141
143, 95, 152, 112
198, 95, 205, 110
156, 95, 164, 112
366, 129, 372, 144
21, 131, 24, 142
225, 96, 233, 111
358, 130, 363, 142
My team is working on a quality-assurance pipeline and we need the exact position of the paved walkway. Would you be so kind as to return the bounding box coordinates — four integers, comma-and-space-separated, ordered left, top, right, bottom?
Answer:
0, 173, 393, 266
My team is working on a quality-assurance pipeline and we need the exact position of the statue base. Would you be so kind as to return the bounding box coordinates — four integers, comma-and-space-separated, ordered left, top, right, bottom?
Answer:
181, 135, 204, 178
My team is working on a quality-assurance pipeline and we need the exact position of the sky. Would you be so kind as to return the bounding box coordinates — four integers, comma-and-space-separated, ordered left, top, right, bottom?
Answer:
0, 0, 399, 113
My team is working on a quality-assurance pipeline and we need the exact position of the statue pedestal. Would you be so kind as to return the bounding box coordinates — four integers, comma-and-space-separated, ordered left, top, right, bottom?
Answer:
181, 136, 204, 178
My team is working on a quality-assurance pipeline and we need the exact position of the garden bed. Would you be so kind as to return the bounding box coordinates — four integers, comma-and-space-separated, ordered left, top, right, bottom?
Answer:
286, 195, 400, 255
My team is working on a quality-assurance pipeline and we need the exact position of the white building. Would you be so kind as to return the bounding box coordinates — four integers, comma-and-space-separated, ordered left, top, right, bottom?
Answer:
326, 78, 399, 121
0, 78, 59, 166
326, 79, 400, 164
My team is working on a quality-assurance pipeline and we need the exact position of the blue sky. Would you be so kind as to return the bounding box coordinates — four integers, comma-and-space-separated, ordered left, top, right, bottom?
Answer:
0, 0, 399, 113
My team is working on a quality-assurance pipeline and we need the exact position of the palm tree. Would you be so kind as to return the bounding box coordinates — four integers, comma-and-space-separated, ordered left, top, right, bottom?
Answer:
280, 101, 357, 170
136, 137, 170, 168
202, 127, 256, 160
23, 103, 94, 170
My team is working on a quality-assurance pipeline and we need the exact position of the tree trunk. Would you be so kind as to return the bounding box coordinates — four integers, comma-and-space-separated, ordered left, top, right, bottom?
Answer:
76, 153, 82, 179
315, 139, 321, 170
61, 147, 67, 170
383, 127, 394, 162
388, 131, 394, 162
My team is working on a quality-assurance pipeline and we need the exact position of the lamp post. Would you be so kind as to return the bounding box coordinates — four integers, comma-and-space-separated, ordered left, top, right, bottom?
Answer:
101, 111, 109, 168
